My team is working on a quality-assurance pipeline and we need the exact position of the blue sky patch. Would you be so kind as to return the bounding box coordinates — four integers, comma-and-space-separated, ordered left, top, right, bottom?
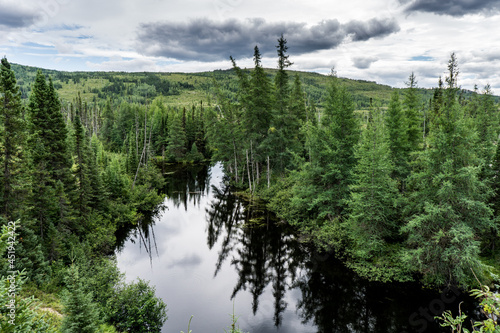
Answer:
410, 55, 433, 61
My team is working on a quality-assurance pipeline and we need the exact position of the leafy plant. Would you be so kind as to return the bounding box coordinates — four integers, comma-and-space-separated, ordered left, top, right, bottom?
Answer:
107, 278, 167, 333
436, 284, 500, 332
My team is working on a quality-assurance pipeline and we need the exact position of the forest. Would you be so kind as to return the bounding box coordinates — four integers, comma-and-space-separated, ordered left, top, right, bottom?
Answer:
1, 34, 500, 331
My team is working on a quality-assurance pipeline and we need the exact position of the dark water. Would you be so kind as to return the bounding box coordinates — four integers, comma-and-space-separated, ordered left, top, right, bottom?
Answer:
116, 163, 478, 333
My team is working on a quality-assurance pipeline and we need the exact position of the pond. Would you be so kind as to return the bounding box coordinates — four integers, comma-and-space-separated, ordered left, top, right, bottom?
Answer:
116, 163, 477, 333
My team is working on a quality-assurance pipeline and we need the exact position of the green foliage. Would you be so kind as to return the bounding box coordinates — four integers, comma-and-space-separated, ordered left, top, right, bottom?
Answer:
344, 108, 406, 281
386, 90, 410, 189
0, 57, 27, 220
436, 285, 500, 333
166, 112, 187, 162
60, 265, 100, 333
403, 72, 422, 152
107, 278, 167, 333
403, 77, 494, 285
0, 225, 57, 332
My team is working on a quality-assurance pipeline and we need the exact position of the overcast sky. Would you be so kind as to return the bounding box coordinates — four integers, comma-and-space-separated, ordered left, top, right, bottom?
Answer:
1, 0, 500, 91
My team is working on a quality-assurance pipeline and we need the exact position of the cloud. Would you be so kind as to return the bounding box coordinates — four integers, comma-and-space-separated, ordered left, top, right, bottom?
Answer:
86, 57, 160, 71
136, 17, 400, 62
344, 18, 400, 41
0, 2, 40, 28
167, 253, 202, 269
400, 0, 500, 16
352, 56, 378, 69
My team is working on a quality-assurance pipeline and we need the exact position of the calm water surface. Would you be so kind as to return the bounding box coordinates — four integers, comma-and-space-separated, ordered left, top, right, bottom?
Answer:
116, 163, 477, 333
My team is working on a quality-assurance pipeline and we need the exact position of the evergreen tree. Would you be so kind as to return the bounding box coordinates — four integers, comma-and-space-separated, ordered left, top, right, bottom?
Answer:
0, 57, 26, 221
166, 112, 187, 162
403, 72, 421, 152
346, 108, 402, 280
476, 84, 499, 166
279, 74, 359, 225
386, 90, 409, 190
403, 57, 493, 285
72, 109, 99, 225
247, 46, 274, 159
127, 127, 138, 175
286, 74, 307, 162
61, 265, 100, 333
316, 73, 360, 219
274, 34, 293, 107
429, 76, 444, 132
27, 71, 74, 246
266, 36, 298, 172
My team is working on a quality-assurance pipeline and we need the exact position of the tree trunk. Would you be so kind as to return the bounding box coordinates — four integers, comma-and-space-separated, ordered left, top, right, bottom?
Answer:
246, 149, 252, 192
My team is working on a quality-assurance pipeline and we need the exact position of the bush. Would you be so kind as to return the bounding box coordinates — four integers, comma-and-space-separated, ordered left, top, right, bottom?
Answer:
107, 279, 167, 332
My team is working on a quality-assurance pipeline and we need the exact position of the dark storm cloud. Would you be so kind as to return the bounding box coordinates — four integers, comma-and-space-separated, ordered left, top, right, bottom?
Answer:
400, 0, 500, 16
0, 3, 40, 28
344, 18, 400, 41
136, 17, 400, 62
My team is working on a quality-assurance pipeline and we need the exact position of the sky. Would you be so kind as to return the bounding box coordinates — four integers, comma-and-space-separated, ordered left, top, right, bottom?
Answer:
1, 0, 500, 91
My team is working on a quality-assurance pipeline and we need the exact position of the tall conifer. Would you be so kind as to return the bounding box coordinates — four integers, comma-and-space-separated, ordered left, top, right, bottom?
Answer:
0, 57, 26, 220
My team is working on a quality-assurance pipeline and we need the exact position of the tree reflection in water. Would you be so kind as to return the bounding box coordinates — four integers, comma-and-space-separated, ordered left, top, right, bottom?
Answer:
206, 177, 304, 328
115, 164, 210, 259
119, 164, 476, 333
205, 168, 475, 333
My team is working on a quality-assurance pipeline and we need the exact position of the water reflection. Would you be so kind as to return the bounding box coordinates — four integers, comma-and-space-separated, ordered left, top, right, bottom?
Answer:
205, 166, 477, 333
206, 177, 305, 327
163, 164, 211, 210
118, 163, 477, 333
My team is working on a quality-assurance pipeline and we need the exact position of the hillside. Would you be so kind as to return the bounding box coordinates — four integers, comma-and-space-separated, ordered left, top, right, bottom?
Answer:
11, 62, 443, 110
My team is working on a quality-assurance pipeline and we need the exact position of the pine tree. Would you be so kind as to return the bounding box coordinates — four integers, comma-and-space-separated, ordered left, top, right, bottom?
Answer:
247, 46, 274, 155
61, 265, 99, 333
476, 84, 499, 166
0, 57, 26, 221
403, 57, 493, 285
317, 73, 360, 219
46, 77, 72, 183
265, 36, 301, 172
346, 108, 401, 280
286, 74, 307, 162
72, 109, 97, 225
27, 71, 74, 244
166, 112, 187, 162
127, 127, 138, 175
274, 34, 292, 115
386, 90, 409, 190
429, 76, 444, 131
286, 74, 359, 223
403, 72, 421, 152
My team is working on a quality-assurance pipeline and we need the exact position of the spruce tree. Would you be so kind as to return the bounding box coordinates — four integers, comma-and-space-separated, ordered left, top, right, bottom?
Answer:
274, 34, 293, 106
247, 46, 274, 159
287, 73, 359, 223
346, 108, 401, 280
166, 112, 187, 162
61, 265, 99, 333
386, 90, 409, 190
27, 71, 74, 245
403, 72, 421, 152
403, 57, 493, 285
317, 73, 360, 219
0, 57, 26, 221
72, 109, 98, 225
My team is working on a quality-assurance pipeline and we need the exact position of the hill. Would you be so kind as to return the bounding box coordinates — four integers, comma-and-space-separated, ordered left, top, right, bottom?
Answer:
10, 62, 447, 110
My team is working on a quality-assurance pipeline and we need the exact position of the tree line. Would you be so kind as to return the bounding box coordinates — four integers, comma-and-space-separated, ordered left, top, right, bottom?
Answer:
0, 57, 168, 331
